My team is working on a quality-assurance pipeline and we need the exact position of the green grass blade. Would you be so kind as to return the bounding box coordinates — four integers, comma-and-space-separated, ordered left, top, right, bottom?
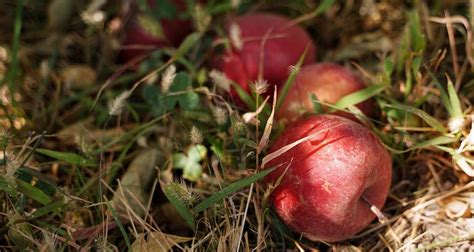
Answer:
0, 175, 16, 195
2, 0, 23, 105
332, 84, 386, 111
447, 79, 463, 118
310, 94, 323, 114
384, 104, 447, 133
312, 0, 336, 16
194, 167, 275, 213
434, 145, 457, 156
31, 201, 64, 219
275, 47, 308, 112
427, 70, 453, 116
230, 81, 256, 108
36, 148, 96, 167
408, 10, 426, 53
173, 32, 202, 59
16, 179, 52, 205
105, 200, 132, 251
387, 136, 456, 154
162, 183, 196, 231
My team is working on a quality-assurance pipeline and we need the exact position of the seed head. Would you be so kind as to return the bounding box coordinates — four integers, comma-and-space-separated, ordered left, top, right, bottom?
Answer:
108, 90, 132, 116
161, 65, 176, 93
231, 0, 241, 8
190, 126, 203, 144
213, 106, 228, 125
229, 23, 243, 50
193, 4, 211, 32
251, 79, 269, 95
209, 70, 231, 92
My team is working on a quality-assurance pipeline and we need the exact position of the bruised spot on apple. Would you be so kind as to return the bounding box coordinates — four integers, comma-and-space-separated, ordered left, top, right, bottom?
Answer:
277, 63, 375, 122
265, 115, 392, 242
119, 0, 193, 62
212, 13, 316, 97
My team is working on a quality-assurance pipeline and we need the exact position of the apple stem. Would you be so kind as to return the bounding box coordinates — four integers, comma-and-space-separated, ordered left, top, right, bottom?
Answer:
361, 195, 388, 224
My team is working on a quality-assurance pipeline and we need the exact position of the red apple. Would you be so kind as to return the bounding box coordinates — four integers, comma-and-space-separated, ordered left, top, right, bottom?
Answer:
264, 114, 392, 242
119, 0, 193, 62
277, 63, 374, 122
212, 13, 316, 97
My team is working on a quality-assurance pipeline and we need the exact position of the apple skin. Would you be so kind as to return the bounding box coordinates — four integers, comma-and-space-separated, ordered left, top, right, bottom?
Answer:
277, 63, 374, 122
264, 114, 392, 242
212, 13, 316, 96
119, 0, 192, 62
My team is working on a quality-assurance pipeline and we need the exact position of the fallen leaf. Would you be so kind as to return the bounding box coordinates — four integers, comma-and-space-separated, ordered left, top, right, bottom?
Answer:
111, 149, 165, 218
132, 231, 192, 252
59, 65, 97, 89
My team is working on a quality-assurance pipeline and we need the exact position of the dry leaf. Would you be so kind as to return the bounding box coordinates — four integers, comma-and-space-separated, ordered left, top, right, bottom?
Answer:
257, 87, 277, 152
111, 149, 164, 218
132, 231, 192, 252
445, 198, 470, 218
59, 65, 97, 89
56, 119, 124, 146
242, 96, 269, 125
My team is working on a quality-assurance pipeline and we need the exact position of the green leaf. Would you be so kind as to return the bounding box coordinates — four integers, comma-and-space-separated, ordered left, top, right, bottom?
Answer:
36, 148, 96, 167
165, 72, 199, 110
149, 0, 177, 20
173, 153, 188, 169
194, 168, 275, 213
210, 141, 225, 162
179, 91, 199, 110
186, 144, 207, 163
183, 162, 202, 181
332, 84, 386, 111
163, 183, 196, 231
171, 72, 191, 91
164, 95, 179, 110
16, 179, 52, 205
143, 85, 166, 116
384, 104, 447, 133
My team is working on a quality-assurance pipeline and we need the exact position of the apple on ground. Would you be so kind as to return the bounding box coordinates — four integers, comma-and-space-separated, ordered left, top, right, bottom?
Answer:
264, 114, 392, 242
212, 13, 316, 99
119, 0, 193, 62
277, 63, 374, 122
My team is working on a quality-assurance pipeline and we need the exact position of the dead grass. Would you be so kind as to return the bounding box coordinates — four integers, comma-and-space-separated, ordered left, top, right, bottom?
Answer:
0, 0, 473, 251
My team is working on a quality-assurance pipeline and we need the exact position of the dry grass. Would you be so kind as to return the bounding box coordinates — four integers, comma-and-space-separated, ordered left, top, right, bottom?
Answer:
0, 0, 473, 251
